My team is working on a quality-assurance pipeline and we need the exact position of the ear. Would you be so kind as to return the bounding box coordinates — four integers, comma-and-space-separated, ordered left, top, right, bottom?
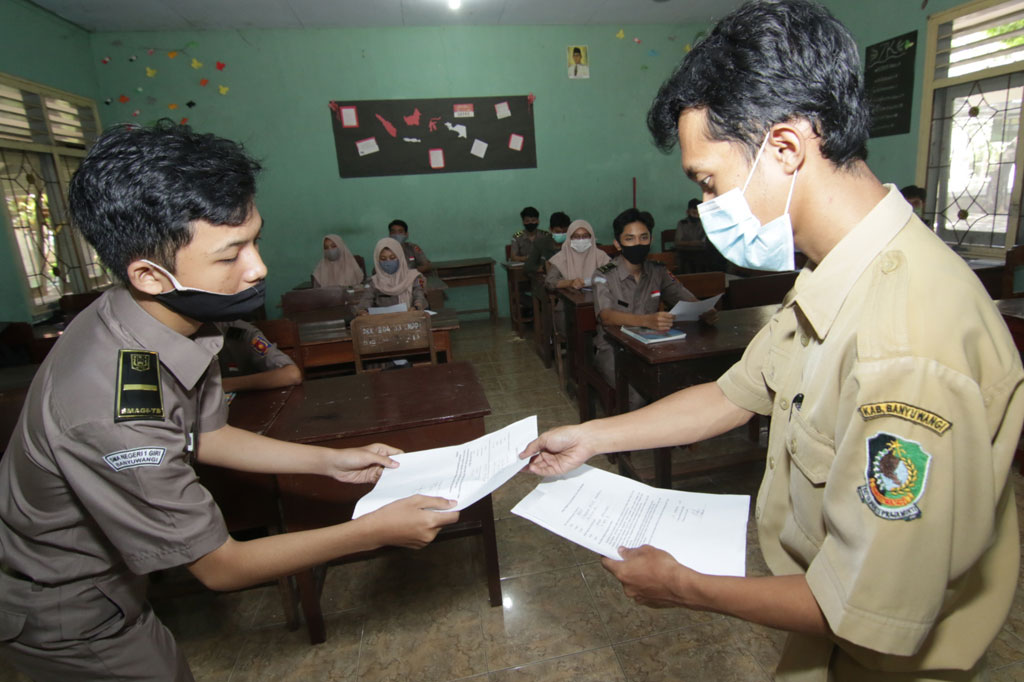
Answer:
767, 120, 810, 175
613, 239, 622, 252
126, 259, 170, 296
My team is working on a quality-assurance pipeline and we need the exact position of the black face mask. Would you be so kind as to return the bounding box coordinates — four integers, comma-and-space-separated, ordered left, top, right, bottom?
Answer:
620, 243, 651, 265
523, 223, 538, 232
143, 259, 266, 322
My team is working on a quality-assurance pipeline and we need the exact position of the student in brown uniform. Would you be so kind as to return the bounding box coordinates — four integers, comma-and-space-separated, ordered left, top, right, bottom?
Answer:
0, 121, 458, 682
509, 206, 547, 262
215, 318, 302, 392
356, 236, 428, 314
520, 2, 1024, 680
388, 219, 432, 274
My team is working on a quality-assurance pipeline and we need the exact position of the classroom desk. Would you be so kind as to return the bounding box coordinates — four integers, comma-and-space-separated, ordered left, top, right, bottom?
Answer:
293, 306, 459, 368
432, 258, 498, 321
603, 304, 776, 488
997, 298, 1024, 352
264, 362, 498, 644
501, 261, 532, 337
555, 288, 596, 403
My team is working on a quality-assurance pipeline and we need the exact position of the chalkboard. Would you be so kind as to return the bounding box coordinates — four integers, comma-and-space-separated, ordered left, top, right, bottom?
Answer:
328, 95, 537, 178
865, 31, 917, 138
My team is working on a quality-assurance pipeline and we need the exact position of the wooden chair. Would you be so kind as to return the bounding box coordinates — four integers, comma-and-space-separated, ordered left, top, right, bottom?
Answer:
58, 291, 102, 321
281, 287, 349, 316
646, 251, 677, 271
504, 244, 512, 261
353, 254, 366, 279
253, 318, 303, 372
676, 271, 727, 300
597, 243, 617, 257
660, 228, 675, 252
349, 311, 436, 372
724, 271, 799, 309
1003, 245, 1024, 298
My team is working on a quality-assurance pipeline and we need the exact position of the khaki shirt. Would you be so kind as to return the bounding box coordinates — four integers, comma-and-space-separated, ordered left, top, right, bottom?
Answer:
0, 286, 229, 584
215, 319, 295, 379
357, 278, 428, 311
511, 229, 548, 259
401, 241, 430, 271
718, 186, 1024, 680
592, 255, 696, 352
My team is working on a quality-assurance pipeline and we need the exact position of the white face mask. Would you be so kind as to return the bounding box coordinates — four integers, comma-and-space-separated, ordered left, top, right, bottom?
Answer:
570, 238, 592, 253
697, 133, 797, 271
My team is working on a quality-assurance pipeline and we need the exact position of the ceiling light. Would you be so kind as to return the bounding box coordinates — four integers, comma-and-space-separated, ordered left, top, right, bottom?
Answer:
449, 0, 461, 9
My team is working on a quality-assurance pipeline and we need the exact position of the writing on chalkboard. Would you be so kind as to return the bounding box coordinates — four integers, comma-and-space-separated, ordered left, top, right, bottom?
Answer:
864, 31, 917, 138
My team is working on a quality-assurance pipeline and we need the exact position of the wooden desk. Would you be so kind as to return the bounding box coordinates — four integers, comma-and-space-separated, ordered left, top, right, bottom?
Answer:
556, 288, 596, 405
502, 261, 532, 337
294, 307, 459, 368
432, 258, 497, 321
265, 362, 499, 644
997, 298, 1024, 352
603, 305, 776, 488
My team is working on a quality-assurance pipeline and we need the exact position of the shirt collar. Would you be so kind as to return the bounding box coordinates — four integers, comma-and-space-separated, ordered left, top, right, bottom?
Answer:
790, 184, 912, 340
612, 254, 650, 282
102, 286, 224, 390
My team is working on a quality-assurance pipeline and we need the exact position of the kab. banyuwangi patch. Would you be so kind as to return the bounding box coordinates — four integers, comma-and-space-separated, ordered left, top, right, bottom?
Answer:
857, 432, 931, 521
858, 401, 950, 435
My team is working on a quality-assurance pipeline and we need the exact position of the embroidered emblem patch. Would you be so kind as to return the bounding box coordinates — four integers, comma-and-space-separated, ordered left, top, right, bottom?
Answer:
103, 447, 166, 471
250, 334, 270, 355
115, 349, 164, 422
858, 401, 951, 435
857, 432, 931, 521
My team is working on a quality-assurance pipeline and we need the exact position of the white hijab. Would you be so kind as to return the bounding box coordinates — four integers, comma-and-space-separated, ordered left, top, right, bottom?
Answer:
548, 220, 609, 280
371, 237, 421, 307
312, 233, 363, 287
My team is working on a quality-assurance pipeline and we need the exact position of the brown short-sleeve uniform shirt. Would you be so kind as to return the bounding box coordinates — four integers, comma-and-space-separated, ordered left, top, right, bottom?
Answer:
401, 241, 430, 271
0, 286, 230, 585
718, 186, 1024, 680
511, 230, 548, 260
215, 319, 295, 379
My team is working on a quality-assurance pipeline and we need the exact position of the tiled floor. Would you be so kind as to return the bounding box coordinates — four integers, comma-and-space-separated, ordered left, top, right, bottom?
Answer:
3, 318, 1024, 680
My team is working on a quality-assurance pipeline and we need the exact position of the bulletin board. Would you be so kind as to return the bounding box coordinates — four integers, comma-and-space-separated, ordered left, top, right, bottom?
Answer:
328, 95, 537, 178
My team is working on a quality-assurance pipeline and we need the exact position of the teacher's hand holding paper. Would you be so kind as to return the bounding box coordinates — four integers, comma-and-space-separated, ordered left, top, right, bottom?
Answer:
519, 423, 599, 476
603, 545, 695, 609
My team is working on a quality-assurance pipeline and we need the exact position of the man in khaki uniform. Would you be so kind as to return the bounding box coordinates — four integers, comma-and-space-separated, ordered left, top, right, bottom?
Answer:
388, 219, 432, 273
509, 206, 548, 262
216, 318, 302, 392
0, 121, 459, 681
520, 1, 1024, 680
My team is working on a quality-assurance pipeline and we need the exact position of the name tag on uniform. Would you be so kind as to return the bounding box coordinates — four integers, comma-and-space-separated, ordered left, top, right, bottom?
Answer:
103, 447, 166, 471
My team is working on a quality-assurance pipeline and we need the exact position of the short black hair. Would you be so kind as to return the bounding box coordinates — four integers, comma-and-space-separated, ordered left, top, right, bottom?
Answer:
613, 208, 653, 240
688, 198, 701, 210
549, 211, 571, 229
573, 47, 582, 55
647, 0, 870, 167
388, 219, 409, 232
520, 206, 539, 219
69, 119, 261, 283
900, 185, 926, 202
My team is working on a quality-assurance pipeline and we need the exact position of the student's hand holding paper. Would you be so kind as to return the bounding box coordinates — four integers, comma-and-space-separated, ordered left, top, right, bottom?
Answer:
603, 544, 694, 609
519, 423, 596, 476
645, 311, 675, 331
359, 495, 459, 549
699, 308, 719, 325
323, 442, 401, 485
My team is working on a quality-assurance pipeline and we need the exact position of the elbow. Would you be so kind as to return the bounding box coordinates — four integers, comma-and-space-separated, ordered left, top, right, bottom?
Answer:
284, 365, 303, 386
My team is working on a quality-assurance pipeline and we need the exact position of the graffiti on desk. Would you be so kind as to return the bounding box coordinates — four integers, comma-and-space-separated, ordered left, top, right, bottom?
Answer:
353, 318, 431, 353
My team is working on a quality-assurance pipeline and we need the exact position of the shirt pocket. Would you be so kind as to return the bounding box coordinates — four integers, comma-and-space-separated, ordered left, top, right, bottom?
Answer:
780, 410, 836, 555
0, 608, 26, 642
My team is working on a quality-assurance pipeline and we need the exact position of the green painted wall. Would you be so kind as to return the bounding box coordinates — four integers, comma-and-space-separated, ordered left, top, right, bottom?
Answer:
0, 0, 98, 322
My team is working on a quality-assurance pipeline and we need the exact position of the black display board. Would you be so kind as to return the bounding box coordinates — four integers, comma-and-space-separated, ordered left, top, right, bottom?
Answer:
865, 31, 918, 138
328, 95, 537, 178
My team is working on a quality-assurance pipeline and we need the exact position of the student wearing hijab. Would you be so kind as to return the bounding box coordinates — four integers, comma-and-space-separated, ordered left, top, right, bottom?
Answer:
545, 219, 610, 291
312, 234, 364, 287
356, 237, 427, 314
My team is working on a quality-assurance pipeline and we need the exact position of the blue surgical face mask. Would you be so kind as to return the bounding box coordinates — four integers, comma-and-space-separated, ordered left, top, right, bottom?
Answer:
552, 232, 567, 244
697, 133, 797, 271
379, 259, 400, 275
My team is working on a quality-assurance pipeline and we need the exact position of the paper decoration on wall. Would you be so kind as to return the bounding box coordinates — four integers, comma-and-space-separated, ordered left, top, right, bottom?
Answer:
179, 117, 188, 125
168, 103, 178, 110
168, 51, 178, 59
146, 68, 157, 77
375, 113, 398, 137
191, 58, 203, 69
216, 61, 226, 71
330, 95, 536, 178
101, 57, 111, 64
633, 37, 641, 44
527, 93, 535, 111
128, 55, 137, 62
218, 85, 229, 95
131, 109, 140, 117
615, 29, 625, 39
118, 94, 130, 103
200, 78, 209, 86
567, 45, 590, 79
186, 100, 196, 108
104, 98, 112, 105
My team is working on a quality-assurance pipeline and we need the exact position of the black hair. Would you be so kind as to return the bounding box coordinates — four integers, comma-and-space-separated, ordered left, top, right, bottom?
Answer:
549, 211, 571, 229
388, 219, 409, 232
520, 206, 540, 219
573, 47, 582, 55
613, 208, 653, 241
68, 119, 261, 283
647, 0, 870, 167
688, 198, 701, 210
900, 185, 926, 202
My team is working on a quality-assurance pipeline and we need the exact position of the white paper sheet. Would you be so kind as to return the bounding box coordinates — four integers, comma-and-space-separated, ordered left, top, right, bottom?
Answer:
368, 303, 408, 314
508, 133, 524, 151
669, 293, 723, 321
470, 139, 488, 159
494, 101, 511, 119
511, 464, 749, 576
340, 106, 358, 128
355, 137, 379, 156
352, 416, 538, 518
429, 148, 445, 168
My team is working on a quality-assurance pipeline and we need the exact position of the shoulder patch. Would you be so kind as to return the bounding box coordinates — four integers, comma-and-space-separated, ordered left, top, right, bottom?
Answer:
513, 230, 524, 238
115, 350, 164, 422
858, 432, 931, 521
250, 334, 271, 356
858, 401, 951, 435
598, 262, 617, 274
593, 275, 607, 284
104, 447, 166, 471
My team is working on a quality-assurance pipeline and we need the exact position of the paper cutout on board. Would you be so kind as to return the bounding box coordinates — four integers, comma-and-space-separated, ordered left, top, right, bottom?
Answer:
428, 116, 442, 132
403, 137, 421, 143
453, 103, 474, 118
191, 58, 203, 69
633, 37, 642, 44
337, 106, 358, 128
118, 94, 130, 103
375, 113, 398, 137
168, 103, 178, 110
218, 85, 229, 95
131, 109, 140, 117
527, 93, 535, 111
509, 134, 524, 151
429, 148, 445, 169
200, 78, 209, 86
168, 51, 178, 59
470, 139, 488, 159
495, 101, 511, 119
179, 117, 188, 125
403, 108, 422, 126
616, 29, 625, 39
445, 122, 468, 139
216, 61, 226, 71
356, 137, 380, 156
101, 56, 111, 64
186, 100, 196, 108
146, 68, 157, 78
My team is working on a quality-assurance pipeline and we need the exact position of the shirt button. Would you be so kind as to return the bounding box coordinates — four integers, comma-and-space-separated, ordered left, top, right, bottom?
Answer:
881, 252, 900, 274
779, 398, 789, 411
769, 456, 776, 470
789, 437, 797, 452
800, 333, 810, 346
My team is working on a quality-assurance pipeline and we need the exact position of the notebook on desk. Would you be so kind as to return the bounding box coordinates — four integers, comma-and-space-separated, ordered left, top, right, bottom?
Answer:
620, 326, 687, 344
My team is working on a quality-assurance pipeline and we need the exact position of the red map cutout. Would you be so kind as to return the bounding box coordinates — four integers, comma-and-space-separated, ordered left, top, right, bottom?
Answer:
375, 113, 397, 138
403, 108, 422, 126
428, 116, 442, 132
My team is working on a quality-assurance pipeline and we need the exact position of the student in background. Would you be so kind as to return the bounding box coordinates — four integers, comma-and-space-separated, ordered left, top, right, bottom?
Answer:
592, 208, 712, 409
510, 206, 547, 262
546, 219, 609, 291
901, 184, 926, 220
524, 211, 571, 277
388, 219, 432, 274
312, 233, 363, 287
357, 237, 427, 315
216, 319, 302, 392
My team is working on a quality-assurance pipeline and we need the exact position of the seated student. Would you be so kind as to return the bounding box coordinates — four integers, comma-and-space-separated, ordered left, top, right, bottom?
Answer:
388, 219, 432, 274
357, 237, 428, 315
901, 184, 926, 220
509, 206, 547, 262
524, 211, 571, 277
216, 319, 302, 392
593, 208, 716, 409
545, 219, 609, 291
313, 233, 364, 287
674, 199, 710, 273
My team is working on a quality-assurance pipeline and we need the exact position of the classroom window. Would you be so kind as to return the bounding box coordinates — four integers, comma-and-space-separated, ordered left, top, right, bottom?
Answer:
919, 0, 1024, 253
0, 73, 108, 320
